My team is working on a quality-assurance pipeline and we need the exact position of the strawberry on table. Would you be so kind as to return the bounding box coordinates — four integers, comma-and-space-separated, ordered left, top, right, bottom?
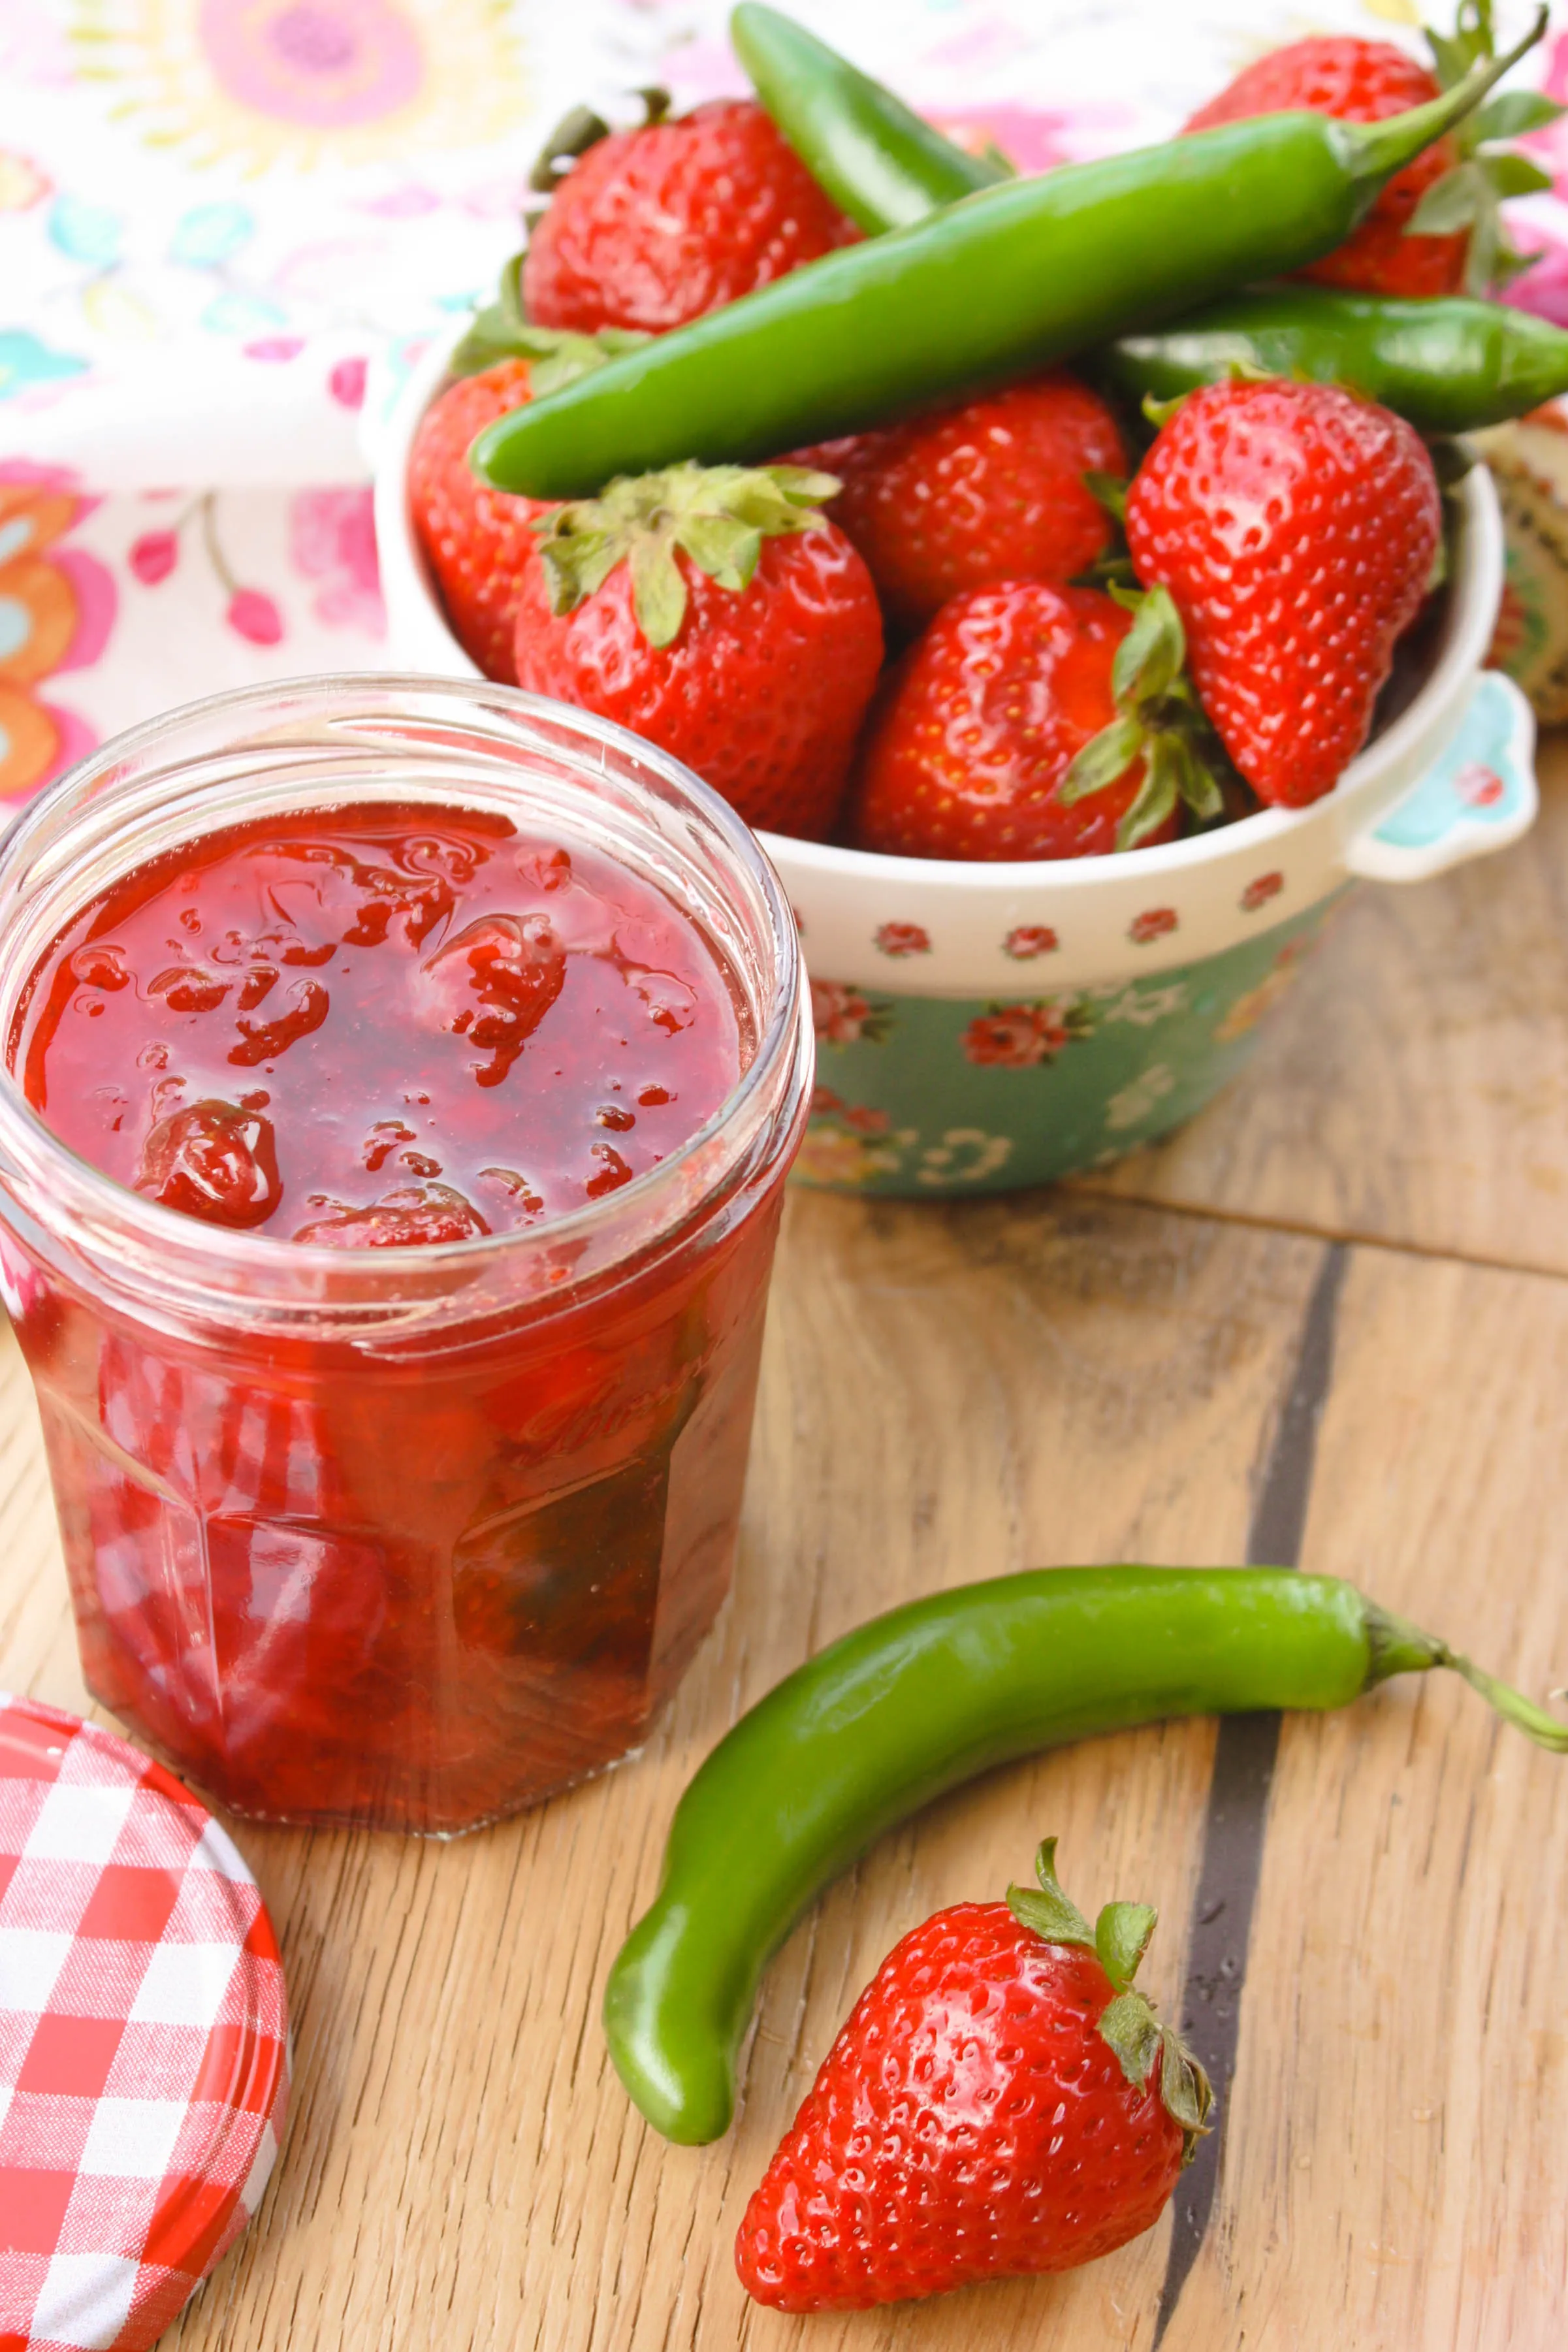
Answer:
522, 98, 859, 336
511, 462, 883, 840
1123, 378, 1441, 809
1184, 37, 1467, 297
818, 372, 1128, 636
848, 579, 1223, 861
735, 1839, 1211, 2313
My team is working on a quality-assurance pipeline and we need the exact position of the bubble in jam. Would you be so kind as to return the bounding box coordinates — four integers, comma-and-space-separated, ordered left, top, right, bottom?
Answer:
14, 803, 747, 1242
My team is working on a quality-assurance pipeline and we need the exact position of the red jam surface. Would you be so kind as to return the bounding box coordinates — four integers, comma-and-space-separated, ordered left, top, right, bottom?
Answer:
7, 803, 792, 1833
16, 802, 744, 1244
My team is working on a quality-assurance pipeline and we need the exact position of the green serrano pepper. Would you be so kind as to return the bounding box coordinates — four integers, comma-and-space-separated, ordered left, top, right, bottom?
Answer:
733, 7, 1568, 435
476, 21, 1541, 499
731, 2, 1004, 231
603, 1566, 1567, 2144
1097, 287, 1568, 434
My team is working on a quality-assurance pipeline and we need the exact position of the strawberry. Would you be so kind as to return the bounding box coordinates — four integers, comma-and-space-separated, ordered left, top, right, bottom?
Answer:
410, 359, 543, 684
1183, 37, 1466, 298
522, 98, 858, 336
848, 579, 1223, 861
735, 1839, 1211, 2313
409, 332, 647, 681
511, 463, 883, 840
817, 373, 1128, 635
1123, 378, 1442, 809
136, 1099, 281, 1229
293, 1184, 490, 1249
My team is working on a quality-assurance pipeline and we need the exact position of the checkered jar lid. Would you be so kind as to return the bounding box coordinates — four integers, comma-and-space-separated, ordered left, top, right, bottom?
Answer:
0, 1694, 289, 2352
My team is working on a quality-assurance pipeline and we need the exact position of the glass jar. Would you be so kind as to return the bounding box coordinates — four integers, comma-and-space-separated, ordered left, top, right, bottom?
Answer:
0, 679, 810, 1833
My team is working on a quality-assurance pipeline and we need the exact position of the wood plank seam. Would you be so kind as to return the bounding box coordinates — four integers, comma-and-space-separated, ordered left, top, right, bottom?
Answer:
1068, 1182, 1568, 1291
1155, 1241, 1347, 2342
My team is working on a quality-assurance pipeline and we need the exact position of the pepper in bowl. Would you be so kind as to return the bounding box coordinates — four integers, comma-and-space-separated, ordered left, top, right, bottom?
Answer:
0, 679, 809, 1834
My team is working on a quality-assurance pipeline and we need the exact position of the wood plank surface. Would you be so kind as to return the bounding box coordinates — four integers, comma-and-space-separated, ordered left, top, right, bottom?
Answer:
1080, 735, 1568, 1276
4, 1181, 1567, 2347
1162, 1244, 1568, 2352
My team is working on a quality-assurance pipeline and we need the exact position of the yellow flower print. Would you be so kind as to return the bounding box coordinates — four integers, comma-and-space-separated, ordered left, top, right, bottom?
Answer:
71, 0, 532, 174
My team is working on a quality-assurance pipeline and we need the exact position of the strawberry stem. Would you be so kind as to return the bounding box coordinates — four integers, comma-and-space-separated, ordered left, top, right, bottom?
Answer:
1095, 1901, 1157, 1991
1007, 1838, 1215, 2161
452, 255, 651, 386
1403, 0, 1563, 300
1006, 1836, 1095, 1947
1083, 470, 1128, 523
532, 460, 841, 647
1057, 585, 1238, 848
1341, 5, 1546, 197
526, 90, 670, 193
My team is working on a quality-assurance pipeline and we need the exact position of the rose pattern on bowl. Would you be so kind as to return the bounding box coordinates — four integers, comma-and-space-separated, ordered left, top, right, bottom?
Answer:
795, 1104, 911, 1188
874, 921, 932, 958
810, 1087, 893, 1136
1128, 907, 1179, 945
795, 901, 1339, 1196
1002, 924, 1060, 959
961, 999, 1093, 1069
810, 977, 892, 1046
1240, 871, 1285, 912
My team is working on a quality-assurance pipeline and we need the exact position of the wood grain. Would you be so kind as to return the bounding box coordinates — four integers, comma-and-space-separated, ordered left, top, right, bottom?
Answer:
1162, 1245, 1568, 2351
2, 1194, 1332, 2352
6, 1046, 1568, 2342
1080, 734, 1568, 1275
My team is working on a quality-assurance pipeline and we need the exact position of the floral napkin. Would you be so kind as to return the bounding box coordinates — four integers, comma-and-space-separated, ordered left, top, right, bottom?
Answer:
3, 0, 1565, 806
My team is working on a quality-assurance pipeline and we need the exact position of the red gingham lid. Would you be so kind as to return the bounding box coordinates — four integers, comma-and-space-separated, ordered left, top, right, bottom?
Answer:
0, 1694, 289, 2352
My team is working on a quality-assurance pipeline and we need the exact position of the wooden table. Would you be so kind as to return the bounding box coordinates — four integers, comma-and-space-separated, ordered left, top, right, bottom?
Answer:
5, 741, 1568, 2351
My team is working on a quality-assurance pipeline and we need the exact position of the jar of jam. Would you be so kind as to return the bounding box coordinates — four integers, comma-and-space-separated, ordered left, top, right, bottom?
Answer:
0, 679, 810, 1833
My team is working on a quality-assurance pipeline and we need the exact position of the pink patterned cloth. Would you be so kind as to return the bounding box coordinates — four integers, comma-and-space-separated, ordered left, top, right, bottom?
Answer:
2, 0, 1564, 807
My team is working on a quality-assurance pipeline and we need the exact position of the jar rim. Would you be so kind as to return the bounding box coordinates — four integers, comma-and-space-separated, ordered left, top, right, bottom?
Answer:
0, 675, 807, 1319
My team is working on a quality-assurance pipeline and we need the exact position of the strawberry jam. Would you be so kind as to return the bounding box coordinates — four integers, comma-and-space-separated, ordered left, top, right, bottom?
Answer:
17, 804, 743, 1245
0, 700, 807, 1835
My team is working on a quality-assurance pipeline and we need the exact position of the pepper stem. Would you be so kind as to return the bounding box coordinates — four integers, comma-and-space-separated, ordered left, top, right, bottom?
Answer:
1447, 1653, 1568, 1752
1341, 5, 1546, 197
1362, 1600, 1568, 1752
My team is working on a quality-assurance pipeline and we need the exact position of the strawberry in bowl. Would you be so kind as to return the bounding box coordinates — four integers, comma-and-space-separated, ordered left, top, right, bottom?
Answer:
511, 460, 882, 840
805, 370, 1129, 636
376, 13, 1539, 1200
522, 95, 858, 334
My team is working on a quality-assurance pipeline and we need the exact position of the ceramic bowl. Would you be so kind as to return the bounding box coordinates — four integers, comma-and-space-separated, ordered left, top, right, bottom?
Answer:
374, 327, 1537, 1197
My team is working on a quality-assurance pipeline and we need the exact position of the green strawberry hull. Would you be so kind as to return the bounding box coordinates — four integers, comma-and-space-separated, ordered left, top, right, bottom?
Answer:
796, 898, 1339, 1195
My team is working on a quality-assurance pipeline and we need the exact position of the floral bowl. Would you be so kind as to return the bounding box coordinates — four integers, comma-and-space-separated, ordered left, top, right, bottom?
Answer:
374, 327, 1537, 1197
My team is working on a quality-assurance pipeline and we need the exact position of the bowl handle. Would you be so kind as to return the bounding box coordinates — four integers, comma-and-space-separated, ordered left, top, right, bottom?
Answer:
1343, 669, 1537, 884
